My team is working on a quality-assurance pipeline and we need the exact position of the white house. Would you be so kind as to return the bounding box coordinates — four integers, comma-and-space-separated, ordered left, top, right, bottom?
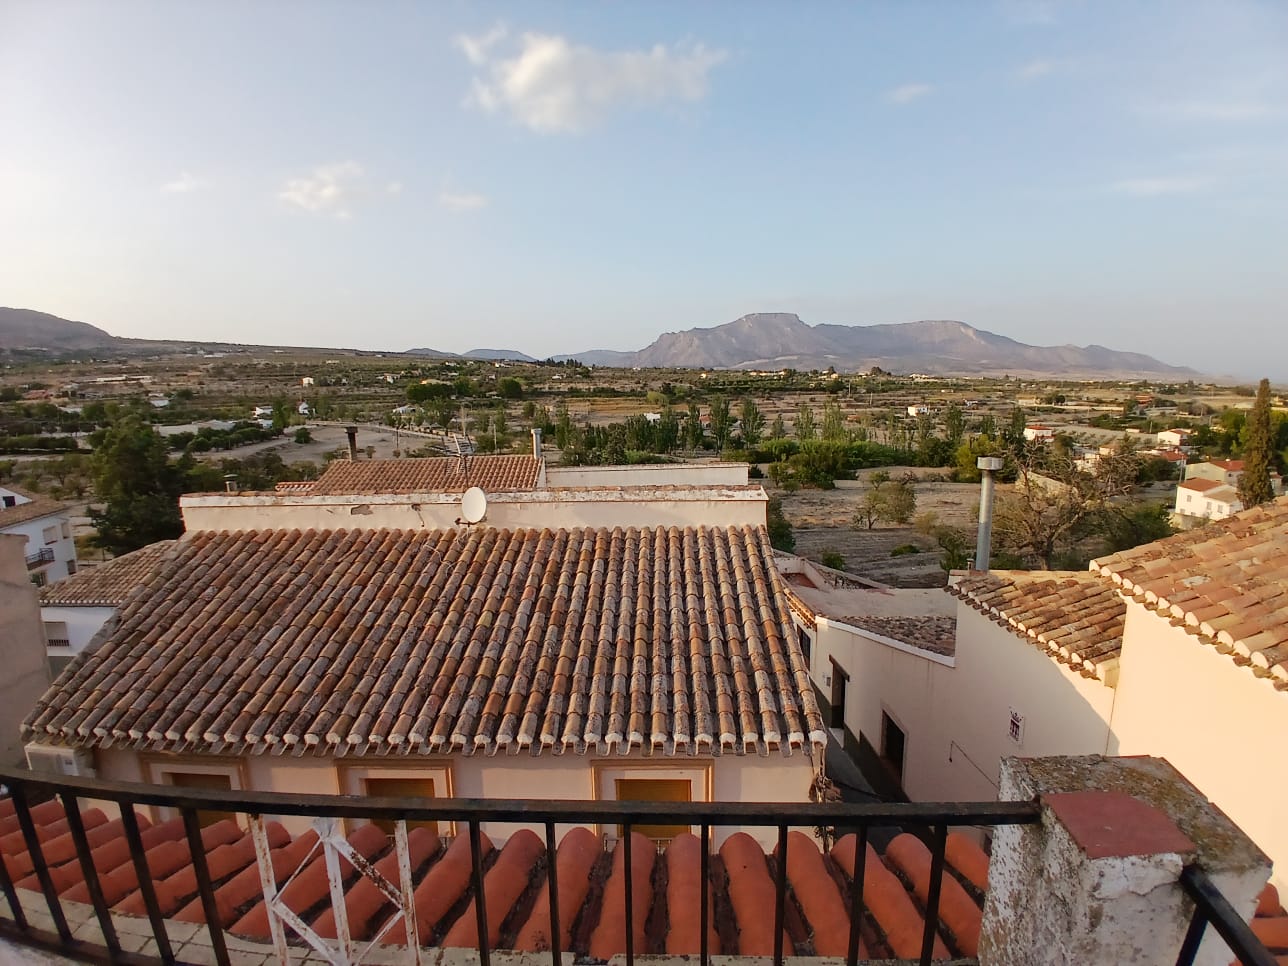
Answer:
1022, 424, 1055, 443
252, 405, 273, 419
23, 456, 823, 845
1174, 478, 1242, 524
38, 541, 174, 678
795, 496, 1288, 891
0, 485, 78, 588
906, 405, 930, 417
297, 400, 311, 416
1157, 428, 1194, 451
301, 376, 315, 387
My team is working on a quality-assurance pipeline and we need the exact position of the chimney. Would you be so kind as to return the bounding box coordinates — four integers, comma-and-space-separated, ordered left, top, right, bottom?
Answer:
345, 425, 358, 461
975, 456, 1005, 570
223, 474, 237, 493
532, 427, 542, 460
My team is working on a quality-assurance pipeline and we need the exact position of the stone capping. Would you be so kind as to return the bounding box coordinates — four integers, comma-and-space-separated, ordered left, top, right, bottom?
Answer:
1042, 790, 1196, 860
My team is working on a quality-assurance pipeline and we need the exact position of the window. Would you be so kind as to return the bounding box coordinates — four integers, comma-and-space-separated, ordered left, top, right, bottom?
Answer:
1008, 708, 1026, 746
594, 763, 711, 845
798, 627, 812, 667
2, 495, 15, 508
880, 712, 906, 788
61, 522, 71, 539
43, 621, 70, 647
42, 525, 58, 546
364, 776, 439, 834
65, 560, 77, 576
30, 571, 47, 588
614, 778, 690, 842
144, 757, 245, 828
829, 657, 849, 730
339, 763, 453, 836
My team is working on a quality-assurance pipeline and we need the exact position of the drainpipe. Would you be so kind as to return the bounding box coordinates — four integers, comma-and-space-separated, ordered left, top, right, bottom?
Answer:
976, 456, 1005, 571
345, 426, 358, 461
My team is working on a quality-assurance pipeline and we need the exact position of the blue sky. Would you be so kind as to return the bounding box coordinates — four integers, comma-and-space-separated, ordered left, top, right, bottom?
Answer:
2, 0, 1285, 377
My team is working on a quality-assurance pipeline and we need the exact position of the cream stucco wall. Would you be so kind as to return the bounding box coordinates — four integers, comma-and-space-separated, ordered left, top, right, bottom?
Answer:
181, 487, 767, 533
0, 535, 53, 765
545, 464, 749, 488
1109, 600, 1288, 891
94, 747, 814, 847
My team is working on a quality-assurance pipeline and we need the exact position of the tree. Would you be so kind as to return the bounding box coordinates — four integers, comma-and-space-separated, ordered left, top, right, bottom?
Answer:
796, 403, 817, 441
1238, 378, 1275, 507
944, 403, 965, 448
709, 396, 733, 449
821, 402, 847, 442
993, 449, 1140, 569
739, 397, 765, 447
855, 472, 917, 529
770, 414, 787, 439
685, 402, 704, 451
497, 377, 523, 400
766, 496, 795, 551
1101, 502, 1175, 555
915, 512, 971, 571
89, 416, 185, 554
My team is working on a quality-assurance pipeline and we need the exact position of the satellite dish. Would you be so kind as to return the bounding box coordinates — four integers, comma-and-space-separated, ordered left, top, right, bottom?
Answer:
460, 486, 488, 524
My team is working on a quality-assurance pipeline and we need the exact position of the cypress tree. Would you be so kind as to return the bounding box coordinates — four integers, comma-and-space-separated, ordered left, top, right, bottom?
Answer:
1238, 378, 1274, 507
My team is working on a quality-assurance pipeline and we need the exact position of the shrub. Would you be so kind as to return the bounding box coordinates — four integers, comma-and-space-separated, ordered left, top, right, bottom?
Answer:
820, 549, 846, 570
890, 543, 921, 556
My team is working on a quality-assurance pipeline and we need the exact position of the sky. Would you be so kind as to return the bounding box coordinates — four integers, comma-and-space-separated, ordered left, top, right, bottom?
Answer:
1, 1, 1286, 377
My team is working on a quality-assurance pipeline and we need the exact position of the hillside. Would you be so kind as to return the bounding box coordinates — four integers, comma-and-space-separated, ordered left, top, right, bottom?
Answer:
0, 308, 121, 352
573, 313, 1196, 378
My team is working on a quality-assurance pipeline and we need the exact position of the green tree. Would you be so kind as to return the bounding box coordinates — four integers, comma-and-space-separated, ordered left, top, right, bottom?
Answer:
855, 472, 917, 529
739, 397, 765, 447
685, 402, 704, 451
1101, 502, 1175, 554
497, 377, 523, 399
821, 402, 847, 442
89, 416, 185, 554
766, 496, 795, 551
1238, 378, 1275, 507
944, 403, 965, 447
770, 414, 787, 439
709, 396, 733, 449
796, 403, 817, 441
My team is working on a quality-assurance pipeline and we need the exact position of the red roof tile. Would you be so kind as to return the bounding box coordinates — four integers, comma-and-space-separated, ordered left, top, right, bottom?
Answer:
1180, 478, 1226, 493
1091, 495, 1288, 689
307, 456, 540, 495
39, 541, 176, 607
948, 571, 1124, 680
25, 526, 823, 757
0, 486, 72, 529
0, 798, 1001, 960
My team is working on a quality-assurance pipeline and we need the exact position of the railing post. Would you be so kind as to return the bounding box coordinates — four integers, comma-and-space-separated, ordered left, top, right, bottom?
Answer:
58, 791, 119, 953
10, 783, 71, 943
248, 814, 290, 963
699, 822, 710, 966
544, 821, 561, 966
773, 824, 788, 966
846, 825, 868, 966
394, 820, 422, 966
468, 818, 491, 966
919, 824, 947, 966
0, 816, 28, 928
623, 824, 635, 966
118, 803, 175, 964
319, 817, 355, 963
180, 807, 230, 966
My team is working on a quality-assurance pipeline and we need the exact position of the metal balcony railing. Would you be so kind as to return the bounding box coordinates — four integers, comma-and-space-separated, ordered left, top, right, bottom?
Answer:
0, 766, 1275, 966
25, 547, 54, 569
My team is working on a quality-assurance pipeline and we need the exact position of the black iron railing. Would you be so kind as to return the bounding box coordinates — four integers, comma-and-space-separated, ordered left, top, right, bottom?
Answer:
25, 547, 54, 569
0, 766, 1274, 966
1176, 864, 1278, 966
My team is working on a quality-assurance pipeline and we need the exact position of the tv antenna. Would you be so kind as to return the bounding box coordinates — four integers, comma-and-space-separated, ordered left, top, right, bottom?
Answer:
458, 486, 488, 526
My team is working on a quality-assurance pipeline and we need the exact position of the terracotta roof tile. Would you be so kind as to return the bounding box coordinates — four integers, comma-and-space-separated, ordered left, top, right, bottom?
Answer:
833, 616, 958, 656
307, 456, 540, 496
1091, 495, 1288, 689
1179, 478, 1225, 493
0, 796, 994, 960
39, 541, 177, 607
24, 525, 825, 757
948, 571, 1124, 681
0, 486, 72, 529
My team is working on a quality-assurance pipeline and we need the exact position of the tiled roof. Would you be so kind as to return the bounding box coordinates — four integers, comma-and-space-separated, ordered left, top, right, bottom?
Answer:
1179, 478, 1224, 493
832, 616, 958, 657
948, 572, 1124, 681
0, 795, 992, 960
0, 488, 71, 529
307, 456, 541, 495
1091, 496, 1288, 689
39, 541, 177, 607
1212, 459, 1245, 471
25, 526, 825, 757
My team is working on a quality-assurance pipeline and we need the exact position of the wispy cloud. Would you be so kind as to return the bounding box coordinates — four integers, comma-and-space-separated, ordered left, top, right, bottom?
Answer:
1016, 59, 1055, 80
999, 0, 1060, 26
457, 25, 727, 133
884, 83, 933, 105
1111, 176, 1209, 197
160, 172, 206, 194
278, 162, 370, 218
439, 191, 488, 211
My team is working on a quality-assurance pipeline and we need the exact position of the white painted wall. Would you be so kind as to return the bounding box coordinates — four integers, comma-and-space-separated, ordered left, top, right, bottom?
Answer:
1109, 600, 1288, 891
181, 487, 768, 532
40, 604, 115, 675
0, 511, 78, 585
93, 746, 813, 846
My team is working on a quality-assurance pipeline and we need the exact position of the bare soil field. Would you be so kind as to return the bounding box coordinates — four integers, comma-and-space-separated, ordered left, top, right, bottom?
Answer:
774, 468, 980, 588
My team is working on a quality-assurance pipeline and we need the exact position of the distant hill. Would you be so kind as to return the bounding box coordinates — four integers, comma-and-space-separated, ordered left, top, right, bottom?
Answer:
570, 313, 1197, 378
464, 349, 537, 363
0, 308, 121, 352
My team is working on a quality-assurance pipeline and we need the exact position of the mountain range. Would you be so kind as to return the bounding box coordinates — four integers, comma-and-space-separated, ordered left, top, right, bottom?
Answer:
1, 306, 1196, 378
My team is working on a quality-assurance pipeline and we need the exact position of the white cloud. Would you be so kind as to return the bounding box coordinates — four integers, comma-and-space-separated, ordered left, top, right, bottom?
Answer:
884, 83, 933, 105
1157, 100, 1279, 122
161, 172, 206, 194
439, 191, 488, 211
456, 23, 508, 67
459, 28, 727, 133
278, 162, 368, 218
1111, 176, 1209, 197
